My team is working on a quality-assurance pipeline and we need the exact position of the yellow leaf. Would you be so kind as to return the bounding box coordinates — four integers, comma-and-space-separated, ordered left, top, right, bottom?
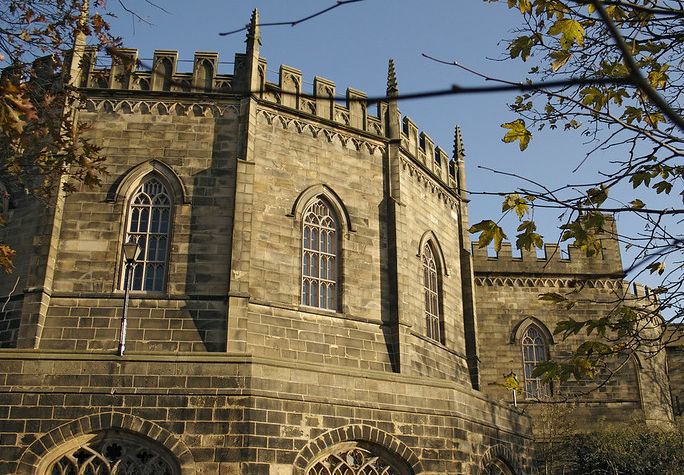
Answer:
0, 244, 15, 273
503, 371, 521, 393
648, 65, 669, 90
518, 0, 531, 14
550, 50, 572, 71
548, 18, 585, 50
501, 119, 532, 151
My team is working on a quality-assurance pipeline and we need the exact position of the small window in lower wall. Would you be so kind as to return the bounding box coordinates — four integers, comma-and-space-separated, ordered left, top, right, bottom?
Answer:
42, 431, 179, 475
485, 458, 516, 475
307, 441, 412, 475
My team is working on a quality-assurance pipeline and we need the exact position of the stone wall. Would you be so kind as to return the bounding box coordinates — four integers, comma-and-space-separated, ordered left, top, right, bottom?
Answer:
474, 248, 674, 430
0, 351, 534, 475
9, 95, 241, 353
394, 154, 470, 383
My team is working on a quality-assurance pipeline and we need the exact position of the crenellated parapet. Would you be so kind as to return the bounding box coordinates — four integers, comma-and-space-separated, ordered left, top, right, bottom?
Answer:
75, 42, 460, 192
399, 117, 458, 190
472, 217, 624, 277
79, 48, 234, 93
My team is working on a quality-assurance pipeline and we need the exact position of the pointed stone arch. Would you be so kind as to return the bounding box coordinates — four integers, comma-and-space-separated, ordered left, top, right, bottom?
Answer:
290, 184, 353, 233
16, 411, 195, 475
417, 230, 449, 276
510, 316, 554, 345
292, 424, 421, 475
479, 444, 523, 475
109, 159, 189, 204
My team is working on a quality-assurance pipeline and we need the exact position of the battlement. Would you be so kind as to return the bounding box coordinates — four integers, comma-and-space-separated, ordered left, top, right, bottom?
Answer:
400, 116, 459, 189
78, 45, 460, 191
472, 218, 624, 277
78, 48, 234, 93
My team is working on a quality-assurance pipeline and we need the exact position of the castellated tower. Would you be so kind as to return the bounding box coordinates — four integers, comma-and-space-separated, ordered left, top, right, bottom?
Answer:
0, 10, 675, 475
0, 11, 534, 475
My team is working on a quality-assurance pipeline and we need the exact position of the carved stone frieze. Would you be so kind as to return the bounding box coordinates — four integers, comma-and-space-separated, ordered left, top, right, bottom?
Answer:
398, 155, 458, 209
475, 275, 625, 289
256, 108, 386, 156
83, 98, 239, 117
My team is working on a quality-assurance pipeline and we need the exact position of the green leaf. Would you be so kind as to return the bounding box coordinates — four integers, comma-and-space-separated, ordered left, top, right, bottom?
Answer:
585, 184, 609, 207
501, 119, 532, 151
648, 64, 669, 89
653, 180, 672, 194
510, 35, 535, 61
580, 86, 607, 111
516, 221, 543, 251
630, 171, 651, 188
469, 220, 508, 253
548, 18, 585, 50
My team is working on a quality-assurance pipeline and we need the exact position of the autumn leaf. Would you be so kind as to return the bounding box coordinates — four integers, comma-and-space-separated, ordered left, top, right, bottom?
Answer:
548, 18, 585, 49
516, 220, 543, 250
646, 261, 665, 275
510, 35, 535, 61
502, 193, 530, 219
550, 50, 572, 71
648, 64, 669, 89
0, 244, 15, 273
501, 118, 532, 151
469, 220, 508, 253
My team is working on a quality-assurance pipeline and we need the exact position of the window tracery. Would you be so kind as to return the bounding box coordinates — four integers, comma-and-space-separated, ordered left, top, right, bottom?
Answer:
307, 446, 403, 475
123, 177, 172, 292
422, 242, 442, 343
46, 433, 176, 475
485, 458, 515, 475
521, 324, 549, 399
301, 198, 338, 310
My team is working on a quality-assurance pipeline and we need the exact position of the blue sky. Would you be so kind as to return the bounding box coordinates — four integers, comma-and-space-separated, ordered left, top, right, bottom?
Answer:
105, 0, 631, 264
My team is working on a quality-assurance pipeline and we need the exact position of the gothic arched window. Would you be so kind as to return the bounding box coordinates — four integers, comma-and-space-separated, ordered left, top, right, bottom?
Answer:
485, 458, 516, 475
422, 242, 443, 343
306, 442, 412, 475
521, 325, 549, 399
302, 198, 338, 310
43, 431, 178, 475
123, 177, 172, 292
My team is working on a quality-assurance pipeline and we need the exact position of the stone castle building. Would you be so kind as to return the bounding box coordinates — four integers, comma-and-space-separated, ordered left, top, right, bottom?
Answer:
0, 12, 677, 474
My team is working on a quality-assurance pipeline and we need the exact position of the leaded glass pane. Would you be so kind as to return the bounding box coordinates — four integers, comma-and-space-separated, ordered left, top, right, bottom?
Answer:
522, 325, 550, 399
48, 434, 176, 475
302, 198, 338, 310
307, 446, 402, 475
123, 177, 172, 292
422, 243, 442, 343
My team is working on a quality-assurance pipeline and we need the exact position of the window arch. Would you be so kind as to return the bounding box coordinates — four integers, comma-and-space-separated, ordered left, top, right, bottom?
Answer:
521, 324, 550, 399
422, 241, 443, 343
40, 430, 179, 475
306, 441, 413, 475
301, 197, 338, 310
484, 458, 515, 475
123, 176, 172, 292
